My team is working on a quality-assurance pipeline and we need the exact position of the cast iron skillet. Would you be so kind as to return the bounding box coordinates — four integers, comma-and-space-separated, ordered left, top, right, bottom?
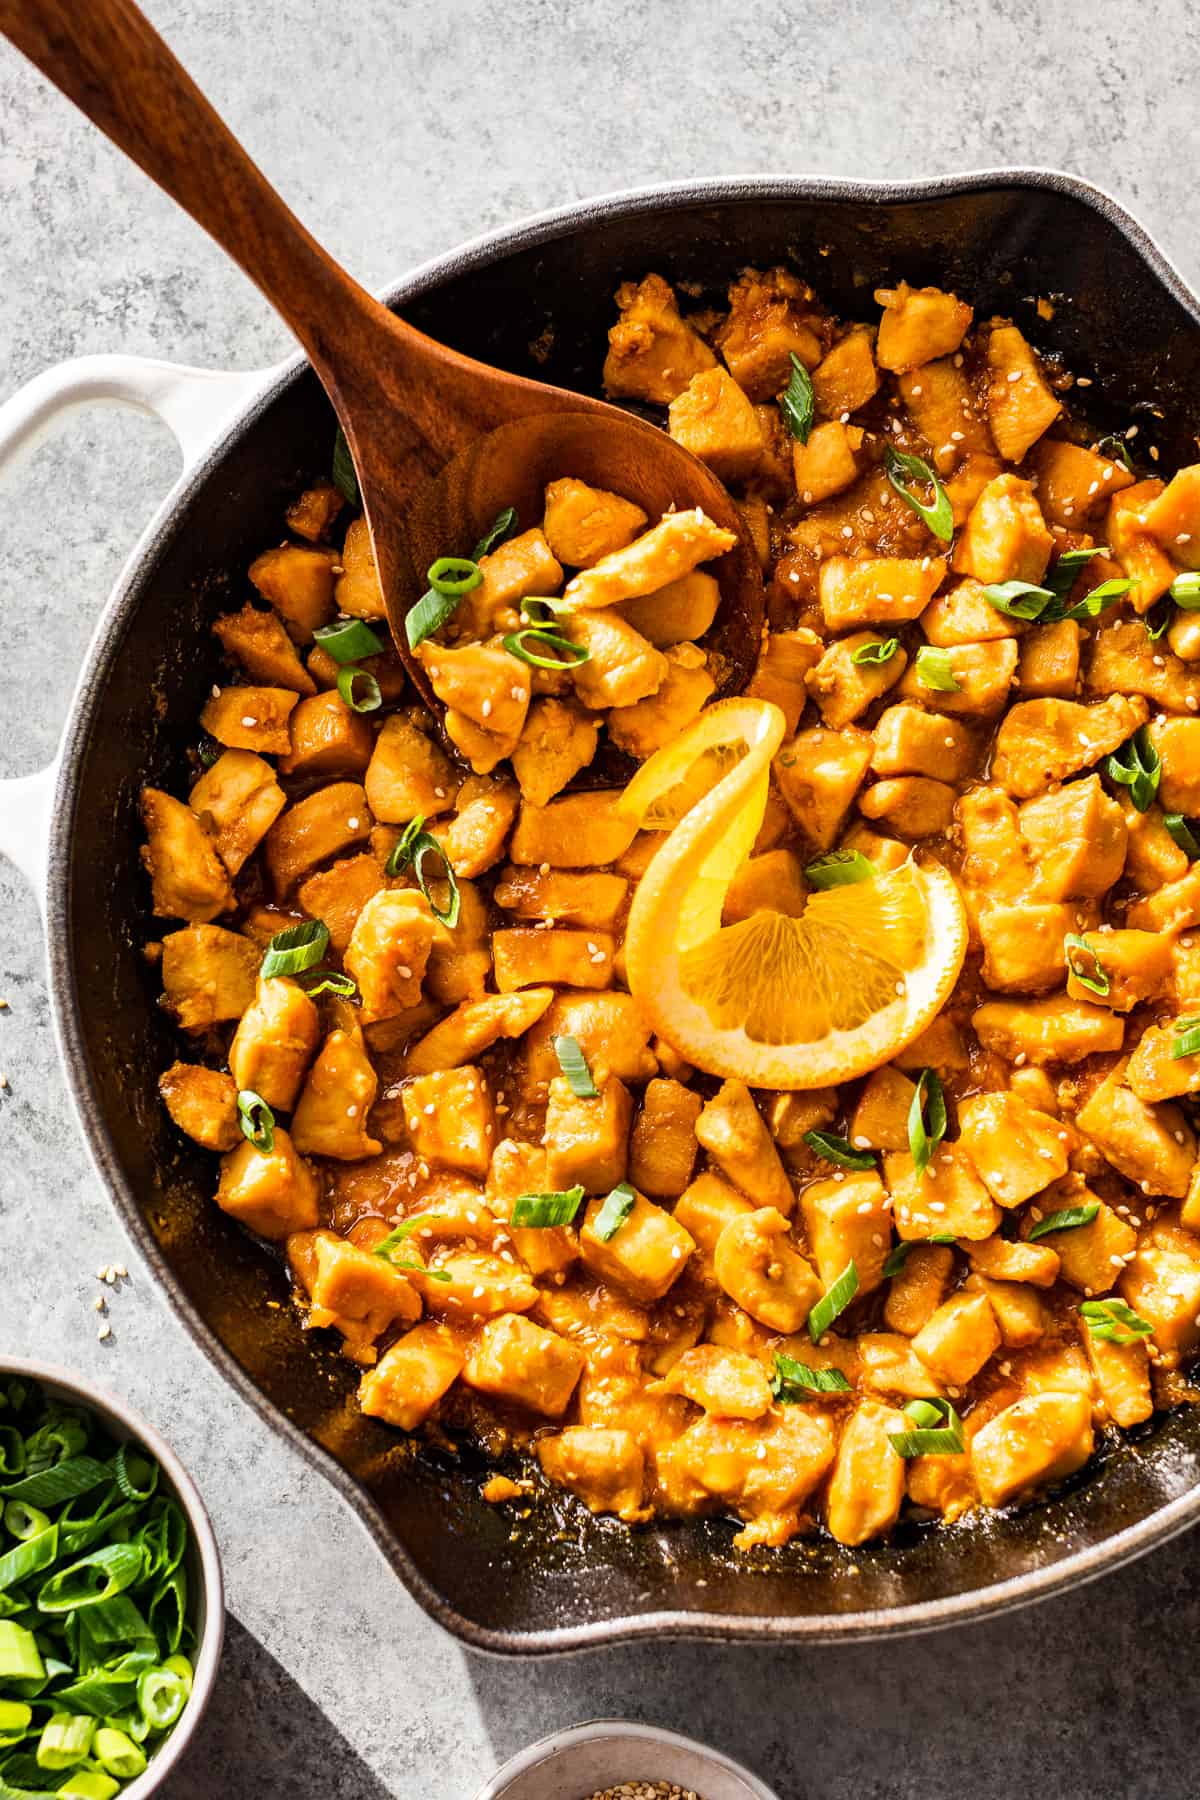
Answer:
36, 172, 1200, 1652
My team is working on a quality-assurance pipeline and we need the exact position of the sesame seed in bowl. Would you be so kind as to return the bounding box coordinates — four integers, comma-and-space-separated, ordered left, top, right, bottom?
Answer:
473, 1721, 778, 1800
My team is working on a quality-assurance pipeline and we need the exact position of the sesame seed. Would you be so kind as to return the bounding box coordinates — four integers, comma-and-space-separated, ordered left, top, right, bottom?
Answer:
481, 699, 493, 718
98, 1323, 112, 1341
92, 1296, 106, 1313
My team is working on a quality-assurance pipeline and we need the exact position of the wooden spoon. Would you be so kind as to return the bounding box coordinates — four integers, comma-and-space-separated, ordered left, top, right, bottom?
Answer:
1, 0, 764, 712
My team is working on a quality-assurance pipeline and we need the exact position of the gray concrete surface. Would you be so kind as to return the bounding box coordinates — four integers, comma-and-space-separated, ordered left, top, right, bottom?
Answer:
2, 2, 1200, 1795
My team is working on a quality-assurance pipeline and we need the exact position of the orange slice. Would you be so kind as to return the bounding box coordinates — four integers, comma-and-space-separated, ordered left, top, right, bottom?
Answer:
620, 698, 968, 1089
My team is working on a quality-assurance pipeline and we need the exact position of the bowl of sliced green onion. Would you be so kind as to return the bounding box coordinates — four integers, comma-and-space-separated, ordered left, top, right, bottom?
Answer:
0, 1360, 223, 1799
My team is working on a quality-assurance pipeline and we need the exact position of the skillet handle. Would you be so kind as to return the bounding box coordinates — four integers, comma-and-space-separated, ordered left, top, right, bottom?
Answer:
0, 353, 268, 909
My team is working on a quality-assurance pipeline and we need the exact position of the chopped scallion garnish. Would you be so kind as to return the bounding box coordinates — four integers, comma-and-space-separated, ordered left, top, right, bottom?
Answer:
1064, 933, 1110, 997
236, 1090, 275, 1155
405, 556, 483, 650
807, 1260, 859, 1343
1059, 576, 1134, 622
908, 1068, 947, 1180
850, 637, 898, 666
882, 446, 953, 542
331, 426, 359, 506
1170, 1016, 1200, 1061
914, 645, 960, 692
1144, 598, 1174, 642
802, 1130, 876, 1171
1096, 433, 1134, 472
373, 1220, 453, 1281
887, 1397, 964, 1458
1079, 1297, 1153, 1344
1171, 571, 1200, 609
982, 579, 1055, 621
554, 1035, 598, 1098
593, 1182, 637, 1242
770, 1353, 851, 1400
804, 850, 875, 889
336, 664, 382, 712
511, 1187, 585, 1229
313, 617, 384, 663
261, 919, 330, 978
1027, 1202, 1100, 1241
297, 969, 357, 999
502, 626, 590, 669
428, 556, 484, 597
881, 1232, 956, 1278
780, 352, 815, 444
1104, 724, 1161, 813
1164, 814, 1200, 858
472, 506, 519, 561
386, 823, 460, 928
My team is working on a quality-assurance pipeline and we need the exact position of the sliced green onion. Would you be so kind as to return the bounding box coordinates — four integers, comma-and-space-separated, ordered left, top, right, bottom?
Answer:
0, 1457, 110, 1509
313, 617, 384, 663
887, 1397, 964, 1458
1164, 814, 1200, 858
804, 850, 875, 889
3, 1502, 50, 1541
882, 446, 953, 542
36, 1711, 96, 1770
1096, 433, 1134, 472
1170, 1016, 1200, 1061
770, 1354, 851, 1399
1046, 545, 1109, 593
0, 1526, 58, 1596
261, 919, 330, 978
780, 352, 815, 444
511, 1188, 585, 1229
93, 1725, 147, 1781
37, 1543, 144, 1614
802, 1130, 875, 1171
908, 1069, 947, 1180
808, 1260, 859, 1343
472, 506, 519, 560
335, 664, 382, 712
1028, 1202, 1100, 1241
0, 1619, 44, 1680
554, 1035, 598, 1098
1171, 571, 1200, 609
1061, 576, 1134, 622
1104, 725, 1161, 813
112, 1447, 157, 1505
914, 645, 961, 692
405, 586, 461, 650
593, 1182, 637, 1242
236, 1090, 275, 1155
387, 827, 460, 929
428, 556, 483, 597
331, 426, 359, 507
372, 1223, 454, 1282
296, 969, 357, 999
983, 580, 1054, 621
1064, 933, 1110, 998
1079, 1297, 1153, 1344
850, 637, 898, 666
137, 1665, 189, 1731
1144, 598, 1175, 642
0, 1698, 32, 1743
502, 626, 589, 669
57, 1772, 121, 1800
881, 1233, 956, 1279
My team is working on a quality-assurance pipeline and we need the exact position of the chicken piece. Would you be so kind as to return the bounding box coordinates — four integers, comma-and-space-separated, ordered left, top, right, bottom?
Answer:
991, 694, 1149, 798
1011, 617, 1080, 700
308, 642, 407, 704
964, 1234, 1060, 1289
263, 782, 372, 895
913, 1291, 1001, 1386
458, 527, 564, 637
850, 1066, 917, 1152
901, 639, 1020, 718
522, 991, 656, 1091
1074, 1064, 1196, 1199
821, 1400, 906, 1546
491, 927, 613, 993
791, 420, 863, 505
660, 1405, 836, 1548
537, 1426, 647, 1521
140, 788, 234, 922
1103, 479, 1177, 610
502, 699, 597, 809
1119, 800, 1189, 894
616, 570, 721, 648
869, 706, 975, 784
1028, 439, 1133, 527
248, 543, 338, 641
886, 1146, 1001, 1243
279, 692, 374, 783
673, 1171, 754, 1267
1086, 620, 1200, 713
1168, 612, 1200, 662
467, 1310, 586, 1416
1120, 1229, 1200, 1353
187, 750, 285, 879
651, 1345, 769, 1421
159, 923, 257, 1033
541, 477, 647, 568
882, 1243, 954, 1336
228, 975, 320, 1111
1018, 775, 1127, 901
963, 1272, 1047, 1349
958, 1091, 1069, 1207
920, 578, 1023, 647
762, 1090, 837, 1163
344, 889, 436, 1023
1127, 1020, 1200, 1104
485, 1139, 579, 1280
603, 273, 718, 403
607, 644, 715, 758
722, 848, 808, 924
712, 1207, 820, 1332
421, 641, 530, 767
696, 1079, 794, 1214
360, 714, 456, 826
818, 555, 946, 631
159, 1062, 240, 1152
891, 1015, 969, 1076
858, 1331, 946, 1401
898, 359, 995, 471
560, 509, 736, 613
294, 855, 383, 960
492, 865, 628, 930
358, 1323, 464, 1431
712, 266, 825, 399
858, 776, 955, 840
1084, 1327, 1153, 1428
563, 610, 668, 711
406, 989, 555, 1079
1064, 928, 1171, 1014
955, 786, 1030, 895
1126, 863, 1200, 934
801, 1170, 891, 1295
745, 628, 825, 735
774, 724, 873, 849
291, 1026, 381, 1161
667, 367, 765, 483
875, 282, 971, 372
952, 473, 1054, 586
285, 480, 343, 543
510, 790, 639, 869
543, 1073, 631, 1194
810, 325, 879, 416
333, 516, 385, 620
970, 1391, 1092, 1509
973, 994, 1124, 1066
216, 1129, 320, 1240
1133, 464, 1200, 569
1146, 718, 1200, 815
201, 684, 298, 758
628, 1079, 703, 1198
414, 774, 512, 881
984, 325, 1061, 463
421, 876, 490, 1010
213, 604, 317, 694
579, 1189, 694, 1304
976, 899, 1073, 993
805, 632, 908, 730
305, 1232, 421, 1363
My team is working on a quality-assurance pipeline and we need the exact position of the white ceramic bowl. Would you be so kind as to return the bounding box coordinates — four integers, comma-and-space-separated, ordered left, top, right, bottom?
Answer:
0, 1356, 224, 1798
474, 1720, 780, 1800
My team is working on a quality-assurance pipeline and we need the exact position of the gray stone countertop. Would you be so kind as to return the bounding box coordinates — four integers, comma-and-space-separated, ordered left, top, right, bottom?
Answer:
2, 2, 1200, 1795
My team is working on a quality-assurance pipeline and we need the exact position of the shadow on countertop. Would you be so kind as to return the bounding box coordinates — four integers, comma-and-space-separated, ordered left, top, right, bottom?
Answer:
464, 1519, 1200, 1800
162, 1613, 393, 1800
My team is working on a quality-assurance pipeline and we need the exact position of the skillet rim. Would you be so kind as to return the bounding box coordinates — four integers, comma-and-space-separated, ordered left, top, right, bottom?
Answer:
43, 167, 1200, 1655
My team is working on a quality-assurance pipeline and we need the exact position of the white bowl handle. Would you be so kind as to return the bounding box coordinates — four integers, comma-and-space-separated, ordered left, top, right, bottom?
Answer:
0, 353, 271, 907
